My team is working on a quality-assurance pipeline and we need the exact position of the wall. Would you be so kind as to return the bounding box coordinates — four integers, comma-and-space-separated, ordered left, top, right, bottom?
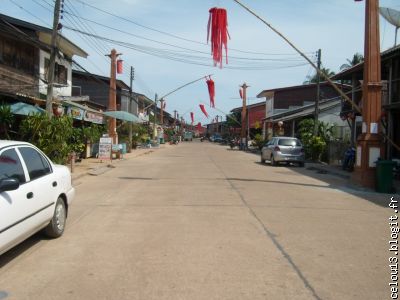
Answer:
39, 49, 72, 97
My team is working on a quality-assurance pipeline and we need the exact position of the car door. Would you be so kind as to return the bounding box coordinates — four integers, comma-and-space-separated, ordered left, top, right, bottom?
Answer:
0, 147, 37, 253
17, 146, 57, 226
264, 138, 275, 158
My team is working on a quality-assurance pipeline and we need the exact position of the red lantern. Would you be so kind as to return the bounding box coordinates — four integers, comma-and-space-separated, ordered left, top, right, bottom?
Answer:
206, 76, 215, 108
207, 7, 229, 68
117, 59, 123, 74
199, 104, 209, 118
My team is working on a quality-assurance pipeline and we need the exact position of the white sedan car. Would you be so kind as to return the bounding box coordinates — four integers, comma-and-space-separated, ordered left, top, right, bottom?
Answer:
0, 140, 75, 256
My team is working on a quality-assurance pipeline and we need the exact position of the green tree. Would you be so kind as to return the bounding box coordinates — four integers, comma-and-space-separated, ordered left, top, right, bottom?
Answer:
340, 53, 364, 70
303, 68, 336, 84
20, 114, 74, 164
225, 111, 241, 129
298, 118, 334, 161
0, 104, 14, 139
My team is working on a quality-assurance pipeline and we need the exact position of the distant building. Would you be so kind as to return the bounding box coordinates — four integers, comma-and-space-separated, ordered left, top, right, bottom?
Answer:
0, 13, 87, 106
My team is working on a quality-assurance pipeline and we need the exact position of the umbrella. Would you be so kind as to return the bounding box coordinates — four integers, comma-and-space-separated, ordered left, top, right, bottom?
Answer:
103, 110, 140, 122
10, 102, 45, 115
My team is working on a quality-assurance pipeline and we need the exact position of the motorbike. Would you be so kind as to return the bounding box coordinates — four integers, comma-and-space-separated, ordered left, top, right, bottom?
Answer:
342, 146, 356, 171
229, 138, 239, 149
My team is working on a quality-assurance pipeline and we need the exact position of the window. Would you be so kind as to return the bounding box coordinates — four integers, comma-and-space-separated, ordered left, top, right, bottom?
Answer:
0, 149, 26, 183
44, 58, 68, 85
19, 147, 51, 180
278, 138, 302, 147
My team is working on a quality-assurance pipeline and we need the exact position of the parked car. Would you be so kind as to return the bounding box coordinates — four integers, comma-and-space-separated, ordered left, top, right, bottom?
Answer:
184, 131, 193, 141
261, 137, 305, 167
0, 140, 75, 256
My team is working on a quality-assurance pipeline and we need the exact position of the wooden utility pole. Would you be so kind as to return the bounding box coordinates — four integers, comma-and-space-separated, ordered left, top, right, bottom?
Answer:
152, 93, 158, 140
107, 49, 121, 144
159, 99, 165, 125
313, 49, 321, 136
128, 66, 134, 152
240, 83, 249, 150
46, 0, 61, 116
352, 0, 383, 188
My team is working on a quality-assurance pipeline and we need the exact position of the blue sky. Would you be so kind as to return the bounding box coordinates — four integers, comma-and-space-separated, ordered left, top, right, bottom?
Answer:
2, 0, 400, 124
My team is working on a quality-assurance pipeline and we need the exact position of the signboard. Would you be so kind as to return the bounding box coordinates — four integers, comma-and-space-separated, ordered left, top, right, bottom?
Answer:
67, 106, 84, 120
98, 137, 112, 161
84, 111, 104, 124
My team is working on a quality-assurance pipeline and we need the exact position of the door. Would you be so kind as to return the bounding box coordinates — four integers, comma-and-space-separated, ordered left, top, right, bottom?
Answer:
17, 146, 56, 225
0, 147, 36, 253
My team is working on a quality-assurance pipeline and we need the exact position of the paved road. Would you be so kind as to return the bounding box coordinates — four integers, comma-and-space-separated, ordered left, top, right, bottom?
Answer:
0, 141, 392, 300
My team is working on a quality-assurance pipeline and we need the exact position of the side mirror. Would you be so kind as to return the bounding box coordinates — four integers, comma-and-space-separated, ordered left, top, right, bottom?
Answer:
0, 178, 20, 192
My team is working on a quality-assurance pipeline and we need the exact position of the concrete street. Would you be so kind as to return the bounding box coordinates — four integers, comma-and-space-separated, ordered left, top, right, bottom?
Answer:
0, 140, 393, 300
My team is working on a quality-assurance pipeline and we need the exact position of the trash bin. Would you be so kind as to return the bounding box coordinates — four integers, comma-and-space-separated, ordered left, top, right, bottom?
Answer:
376, 160, 397, 193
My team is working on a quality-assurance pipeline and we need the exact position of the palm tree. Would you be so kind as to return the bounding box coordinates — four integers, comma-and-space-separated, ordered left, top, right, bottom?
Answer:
303, 67, 336, 84
340, 53, 364, 70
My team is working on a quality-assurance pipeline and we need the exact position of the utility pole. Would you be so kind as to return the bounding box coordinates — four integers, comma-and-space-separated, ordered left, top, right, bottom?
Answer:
352, 0, 383, 188
46, 0, 61, 117
128, 66, 134, 152
173, 110, 177, 128
159, 99, 165, 125
106, 49, 121, 144
152, 93, 158, 140
313, 49, 321, 136
240, 83, 249, 150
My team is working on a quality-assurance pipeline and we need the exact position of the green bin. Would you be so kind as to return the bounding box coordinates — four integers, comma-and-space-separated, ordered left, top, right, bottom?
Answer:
376, 160, 396, 193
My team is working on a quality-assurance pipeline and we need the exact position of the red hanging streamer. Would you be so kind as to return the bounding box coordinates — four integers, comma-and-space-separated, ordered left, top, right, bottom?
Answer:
239, 88, 243, 99
117, 59, 123, 74
190, 112, 194, 124
206, 76, 215, 108
207, 7, 229, 68
197, 122, 202, 131
199, 104, 209, 118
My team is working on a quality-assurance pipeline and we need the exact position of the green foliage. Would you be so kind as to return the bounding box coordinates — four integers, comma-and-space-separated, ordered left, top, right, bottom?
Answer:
20, 114, 74, 164
308, 136, 326, 161
82, 124, 104, 144
298, 118, 334, 161
340, 53, 364, 70
303, 68, 336, 84
252, 133, 266, 150
0, 104, 14, 139
225, 111, 241, 128
69, 128, 85, 156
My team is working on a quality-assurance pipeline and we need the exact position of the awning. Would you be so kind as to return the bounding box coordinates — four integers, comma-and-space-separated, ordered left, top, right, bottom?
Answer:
9, 102, 45, 115
104, 111, 140, 122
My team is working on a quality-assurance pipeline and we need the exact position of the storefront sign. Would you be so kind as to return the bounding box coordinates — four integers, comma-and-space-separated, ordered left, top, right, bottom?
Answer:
67, 106, 84, 120
84, 111, 104, 124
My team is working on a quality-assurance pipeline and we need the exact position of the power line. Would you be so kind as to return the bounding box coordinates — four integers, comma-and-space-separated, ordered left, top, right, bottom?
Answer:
63, 26, 309, 70
68, 0, 313, 57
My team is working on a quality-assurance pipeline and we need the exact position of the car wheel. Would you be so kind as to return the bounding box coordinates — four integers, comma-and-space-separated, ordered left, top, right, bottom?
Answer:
261, 155, 266, 164
271, 155, 277, 166
44, 197, 67, 238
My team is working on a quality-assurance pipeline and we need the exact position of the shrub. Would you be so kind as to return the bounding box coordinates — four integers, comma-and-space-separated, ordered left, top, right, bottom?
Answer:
20, 114, 74, 164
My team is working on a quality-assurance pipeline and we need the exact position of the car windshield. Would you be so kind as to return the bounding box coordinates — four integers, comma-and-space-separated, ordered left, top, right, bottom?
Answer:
278, 139, 301, 146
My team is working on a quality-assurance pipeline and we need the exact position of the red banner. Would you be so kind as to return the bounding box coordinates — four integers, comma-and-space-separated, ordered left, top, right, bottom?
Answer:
199, 104, 208, 118
206, 77, 215, 108
117, 59, 123, 74
207, 7, 229, 68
